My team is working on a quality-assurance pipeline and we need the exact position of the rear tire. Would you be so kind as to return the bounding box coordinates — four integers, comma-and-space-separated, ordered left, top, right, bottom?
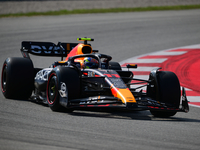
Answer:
46, 67, 80, 112
149, 71, 181, 117
1, 57, 34, 99
109, 62, 122, 70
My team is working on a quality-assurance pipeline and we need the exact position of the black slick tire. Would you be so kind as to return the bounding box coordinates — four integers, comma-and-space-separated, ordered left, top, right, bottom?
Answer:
109, 62, 122, 70
46, 67, 80, 112
149, 71, 181, 117
1, 57, 34, 99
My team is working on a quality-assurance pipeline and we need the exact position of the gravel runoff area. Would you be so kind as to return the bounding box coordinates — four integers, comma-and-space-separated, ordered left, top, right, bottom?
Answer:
1, 0, 200, 14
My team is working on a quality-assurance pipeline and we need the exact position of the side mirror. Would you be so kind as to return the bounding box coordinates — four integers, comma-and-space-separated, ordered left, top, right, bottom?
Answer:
126, 64, 137, 69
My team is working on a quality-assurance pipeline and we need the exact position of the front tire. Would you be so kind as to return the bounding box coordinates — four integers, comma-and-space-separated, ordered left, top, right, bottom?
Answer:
46, 73, 61, 111
46, 67, 80, 112
148, 71, 181, 117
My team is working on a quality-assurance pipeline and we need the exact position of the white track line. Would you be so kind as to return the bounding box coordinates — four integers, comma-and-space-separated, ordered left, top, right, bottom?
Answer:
147, 51, 187, 56
123, 66, 158, 72
122, 58, 167, 63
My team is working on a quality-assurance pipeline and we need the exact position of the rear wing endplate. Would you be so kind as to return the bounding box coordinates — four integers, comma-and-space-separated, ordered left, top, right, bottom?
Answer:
21, 41, 78, 58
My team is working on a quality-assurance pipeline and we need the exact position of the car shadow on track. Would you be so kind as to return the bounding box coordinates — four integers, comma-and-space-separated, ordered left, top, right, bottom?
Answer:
28, 99, 200, 122
6, 97, 199, 123
67, 109, 200, 122
70, 110, 152, 120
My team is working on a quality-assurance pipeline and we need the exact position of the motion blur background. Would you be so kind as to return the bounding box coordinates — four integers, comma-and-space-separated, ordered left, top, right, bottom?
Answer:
1, 0, 200, 14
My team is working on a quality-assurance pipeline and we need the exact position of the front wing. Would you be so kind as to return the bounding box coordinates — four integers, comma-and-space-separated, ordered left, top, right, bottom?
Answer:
67, 88, 189, 113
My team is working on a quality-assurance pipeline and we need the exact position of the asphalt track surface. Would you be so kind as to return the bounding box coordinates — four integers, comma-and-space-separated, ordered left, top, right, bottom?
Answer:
0, 10, 200, 150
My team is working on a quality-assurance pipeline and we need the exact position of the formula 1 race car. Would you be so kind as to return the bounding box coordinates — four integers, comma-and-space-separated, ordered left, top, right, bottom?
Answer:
1, 38, 189, 117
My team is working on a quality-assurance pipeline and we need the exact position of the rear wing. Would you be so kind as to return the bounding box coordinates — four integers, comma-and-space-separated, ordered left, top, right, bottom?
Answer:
21, 41, 79, 59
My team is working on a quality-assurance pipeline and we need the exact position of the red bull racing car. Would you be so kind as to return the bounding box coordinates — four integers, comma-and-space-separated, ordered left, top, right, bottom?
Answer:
1, 38, 189, 117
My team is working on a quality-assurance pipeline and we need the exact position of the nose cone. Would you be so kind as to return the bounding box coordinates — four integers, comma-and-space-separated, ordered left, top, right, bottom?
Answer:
111, 87, 136, 104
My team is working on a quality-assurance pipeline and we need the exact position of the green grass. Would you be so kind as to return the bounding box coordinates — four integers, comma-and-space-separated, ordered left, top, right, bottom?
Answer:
1, 4, 200, 18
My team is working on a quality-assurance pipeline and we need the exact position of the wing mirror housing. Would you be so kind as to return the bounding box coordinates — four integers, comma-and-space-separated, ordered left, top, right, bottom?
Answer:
126, 64, 137, 69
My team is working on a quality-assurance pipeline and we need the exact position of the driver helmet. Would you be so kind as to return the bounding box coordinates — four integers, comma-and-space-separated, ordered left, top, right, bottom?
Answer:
83, 57, 99, 69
